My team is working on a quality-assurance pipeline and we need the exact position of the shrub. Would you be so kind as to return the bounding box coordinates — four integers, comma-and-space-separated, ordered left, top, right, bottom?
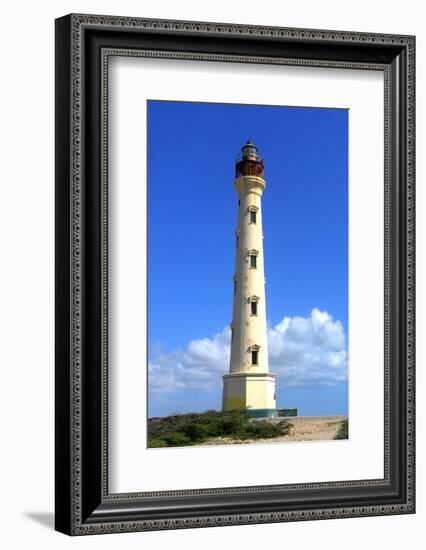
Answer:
334, 419, 349, 440
148, 438, 168, 448
147, 410, 290, 448
182, 423, 210, 441
242, 420, 289, 439
214, 412, 247, 436
162, 431, 192, 447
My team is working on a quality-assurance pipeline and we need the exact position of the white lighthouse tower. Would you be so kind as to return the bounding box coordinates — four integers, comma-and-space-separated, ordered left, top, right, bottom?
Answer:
222, 140, 276, 414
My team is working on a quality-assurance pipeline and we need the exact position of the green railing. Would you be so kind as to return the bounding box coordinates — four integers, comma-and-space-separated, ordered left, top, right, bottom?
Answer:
277, 408, 298, 417
246, 408, 298, 419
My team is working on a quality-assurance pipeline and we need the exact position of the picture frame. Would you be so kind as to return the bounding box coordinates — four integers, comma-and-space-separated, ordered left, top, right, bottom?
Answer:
55, 13, 415, 535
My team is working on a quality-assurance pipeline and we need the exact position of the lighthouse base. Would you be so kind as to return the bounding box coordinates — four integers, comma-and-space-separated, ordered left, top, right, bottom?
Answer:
222, 372, 276, 412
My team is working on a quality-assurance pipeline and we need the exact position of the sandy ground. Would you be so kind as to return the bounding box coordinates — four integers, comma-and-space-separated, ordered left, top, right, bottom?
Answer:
200, 416, 347, 446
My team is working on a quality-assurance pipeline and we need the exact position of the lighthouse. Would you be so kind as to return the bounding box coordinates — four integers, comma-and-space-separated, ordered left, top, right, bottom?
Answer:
222, 140, 277, 415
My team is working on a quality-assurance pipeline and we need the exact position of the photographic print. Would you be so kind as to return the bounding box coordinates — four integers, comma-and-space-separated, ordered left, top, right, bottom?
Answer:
56, 16, 415, 534
147, 100, 348, 448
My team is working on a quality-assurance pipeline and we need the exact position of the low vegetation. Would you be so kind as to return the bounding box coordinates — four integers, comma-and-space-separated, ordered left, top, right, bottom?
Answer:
148, 409, 290, 448
334, 418, 349, 440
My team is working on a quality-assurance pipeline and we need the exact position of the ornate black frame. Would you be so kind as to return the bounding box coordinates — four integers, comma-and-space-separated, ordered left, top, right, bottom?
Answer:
55, 13, 415, 535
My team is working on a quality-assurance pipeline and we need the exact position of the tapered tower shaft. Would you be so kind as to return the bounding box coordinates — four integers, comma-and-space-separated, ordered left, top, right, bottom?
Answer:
222, 141, 276, 412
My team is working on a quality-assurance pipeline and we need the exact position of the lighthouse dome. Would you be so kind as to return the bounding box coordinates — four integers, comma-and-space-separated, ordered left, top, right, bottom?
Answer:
241, 139, 259, 160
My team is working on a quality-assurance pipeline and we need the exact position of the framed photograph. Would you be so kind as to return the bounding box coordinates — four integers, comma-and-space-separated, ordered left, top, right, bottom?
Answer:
55, 14, 415, 535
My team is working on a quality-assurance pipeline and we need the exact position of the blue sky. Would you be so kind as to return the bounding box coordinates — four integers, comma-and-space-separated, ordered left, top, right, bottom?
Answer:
147, 100, 348, 418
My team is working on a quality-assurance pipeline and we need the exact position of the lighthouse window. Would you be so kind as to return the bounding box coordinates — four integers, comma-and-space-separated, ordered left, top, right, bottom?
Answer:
236, 234, 239, 249
234, 280, 237, 294
250, 210, 257, 224
250, 301, 258, 316
250, 254, 257, 269
251, 350, 258, 365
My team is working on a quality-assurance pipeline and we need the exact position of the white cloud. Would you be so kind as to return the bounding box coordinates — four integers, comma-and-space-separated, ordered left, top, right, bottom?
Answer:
268, 308, 347, 387
148, 308, 347, 393
148, 328, 231, 392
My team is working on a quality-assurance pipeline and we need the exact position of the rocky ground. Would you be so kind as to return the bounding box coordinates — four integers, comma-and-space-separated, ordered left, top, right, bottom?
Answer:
199, 416, 347, 446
